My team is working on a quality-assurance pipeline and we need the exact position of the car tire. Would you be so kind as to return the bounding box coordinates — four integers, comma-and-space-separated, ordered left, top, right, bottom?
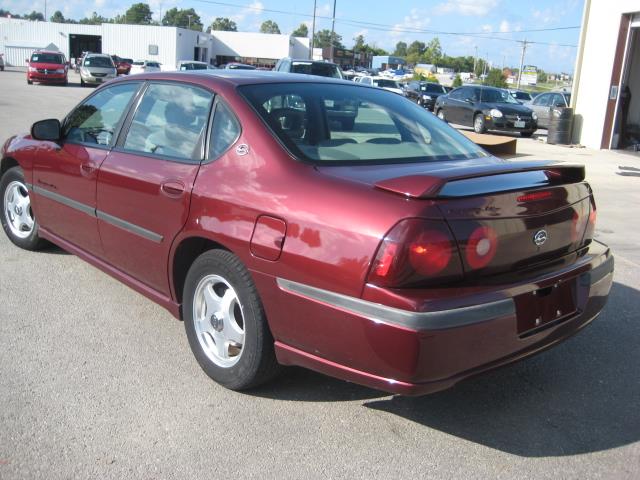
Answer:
27, 79, 33, 85
80, 79, 85, 87
0, 166, 48, 251
436, 109, 446, 122
183, 249, 280, 391
520, 131, 534, 138
474, 113, 487, 134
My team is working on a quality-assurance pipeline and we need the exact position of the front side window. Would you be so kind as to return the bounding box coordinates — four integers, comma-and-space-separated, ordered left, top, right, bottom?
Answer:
448, 88, 464, 100
533, 94, 550, 106
208, 101, 241, 159
240, 82, 487, 164
123, 83, 213, 161
64, 82, 141, 146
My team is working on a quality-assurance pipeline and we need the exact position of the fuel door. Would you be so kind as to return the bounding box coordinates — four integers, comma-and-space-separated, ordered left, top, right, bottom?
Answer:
250, 215, 287, 261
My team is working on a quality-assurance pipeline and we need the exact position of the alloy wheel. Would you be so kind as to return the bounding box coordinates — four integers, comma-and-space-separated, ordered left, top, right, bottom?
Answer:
3, 180, 34, 239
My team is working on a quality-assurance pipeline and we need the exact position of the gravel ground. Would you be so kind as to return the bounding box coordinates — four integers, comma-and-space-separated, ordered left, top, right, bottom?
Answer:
0, 67, 638, 479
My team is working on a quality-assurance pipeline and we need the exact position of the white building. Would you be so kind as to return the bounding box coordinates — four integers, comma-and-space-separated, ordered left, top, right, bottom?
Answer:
572, 0, 640, 150
0, 17, 309, 70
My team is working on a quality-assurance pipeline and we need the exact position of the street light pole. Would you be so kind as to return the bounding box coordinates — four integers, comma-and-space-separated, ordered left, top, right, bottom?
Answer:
310, 0, 317, 59
329, 0, 337, 62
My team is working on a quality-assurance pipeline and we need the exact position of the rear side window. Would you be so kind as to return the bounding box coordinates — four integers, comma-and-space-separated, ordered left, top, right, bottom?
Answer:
208, 101, 241, 159
123, 83, 213, 161
64, 82, 140, 146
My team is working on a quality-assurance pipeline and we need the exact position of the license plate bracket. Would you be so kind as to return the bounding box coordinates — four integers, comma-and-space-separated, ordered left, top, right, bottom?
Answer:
516, 279, 577, 335
514, 120, 526, 128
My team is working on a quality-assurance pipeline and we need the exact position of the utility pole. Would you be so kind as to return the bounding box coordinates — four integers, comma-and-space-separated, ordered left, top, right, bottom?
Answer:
329, 0, 337, 62
310, 0, 317, 59
44, 0, 47, 21
187, 14, 193, 30
473, 45, 478, 77
517, 38, 529, 89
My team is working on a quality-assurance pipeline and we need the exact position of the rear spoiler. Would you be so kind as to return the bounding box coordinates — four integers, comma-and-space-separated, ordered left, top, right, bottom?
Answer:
374, 160, 585, 199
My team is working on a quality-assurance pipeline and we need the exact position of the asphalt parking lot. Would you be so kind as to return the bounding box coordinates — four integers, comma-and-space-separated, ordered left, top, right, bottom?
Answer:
1, 67, 639, 479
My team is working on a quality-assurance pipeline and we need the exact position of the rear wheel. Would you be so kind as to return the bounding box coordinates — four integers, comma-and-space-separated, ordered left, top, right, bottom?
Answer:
1, 167, 47, 250
183, 249, 280, 390
473, 113, 487, 133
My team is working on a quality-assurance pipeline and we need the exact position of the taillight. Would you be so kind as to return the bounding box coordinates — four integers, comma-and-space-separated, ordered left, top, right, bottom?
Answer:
582, 197, 597, 244
368, 219, 463, 288
465, 225, 498, 269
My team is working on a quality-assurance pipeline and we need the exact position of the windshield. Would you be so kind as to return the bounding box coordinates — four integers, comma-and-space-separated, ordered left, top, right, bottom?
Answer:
31, 53, 64, 64
512, 91, 532, 100
84, 56, 114, 68
421, 83, 446, 93
228, 64, 255, 70
479, 88, 519, 104
374, 79, 399, 89
291, 62, 342, 79
239, 82, 487, 165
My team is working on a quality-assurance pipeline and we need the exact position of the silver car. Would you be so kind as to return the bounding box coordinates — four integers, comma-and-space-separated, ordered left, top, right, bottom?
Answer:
80, 54, 116, 87
528, 91, 571, 129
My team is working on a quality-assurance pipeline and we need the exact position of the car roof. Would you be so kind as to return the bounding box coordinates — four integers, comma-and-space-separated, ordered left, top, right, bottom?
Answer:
86, 53, 111, 57
32, 50, 63, 55
110, 70, 357, 88
288, 58, 339, 66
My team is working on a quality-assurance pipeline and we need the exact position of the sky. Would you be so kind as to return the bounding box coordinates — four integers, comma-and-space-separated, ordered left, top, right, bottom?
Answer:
1, 0, 585, 73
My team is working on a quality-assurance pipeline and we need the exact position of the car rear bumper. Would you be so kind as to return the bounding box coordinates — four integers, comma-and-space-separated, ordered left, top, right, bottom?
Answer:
267, 241, 613, 395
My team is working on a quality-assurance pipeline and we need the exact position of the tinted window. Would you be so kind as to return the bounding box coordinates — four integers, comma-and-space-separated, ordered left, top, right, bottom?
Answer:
148, 62, 160, 68
477, 88, 519, 104
240, 82, 487, 164
31, 53, 64, 64
373, 79, 399, 88
208, 101, 241, 159
64, 82, 140, 146
123, 83, 213, 161
448, 87, 464, 100
84, 56, 114, 68
423, 83, 446, 93
551, 94, 567, 107
291, 62, 342, 78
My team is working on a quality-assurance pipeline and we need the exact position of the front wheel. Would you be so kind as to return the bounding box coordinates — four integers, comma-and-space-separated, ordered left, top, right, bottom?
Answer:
436, 109, 446, 122
474, 113, 487, 133
183, 250, 280, 391
27, 79, 33, 85
1, 167, 47, 250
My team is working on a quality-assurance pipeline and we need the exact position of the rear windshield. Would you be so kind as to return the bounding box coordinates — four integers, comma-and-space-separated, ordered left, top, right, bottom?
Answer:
147, 62, 160, 68
239, 82, 487, 165
228, 64, 255, 70
181, 63, 207, 70
31, 53, 64, 64
84, 56, 114, 68
291, 62, 342, 79
512, 91, 532, 100
422, 83, 446, 93
133, 61, 144, 65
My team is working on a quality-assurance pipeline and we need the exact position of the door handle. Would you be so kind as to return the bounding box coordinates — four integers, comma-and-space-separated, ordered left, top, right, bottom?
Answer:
160, 181, 185, 198
80, 163, 97, 176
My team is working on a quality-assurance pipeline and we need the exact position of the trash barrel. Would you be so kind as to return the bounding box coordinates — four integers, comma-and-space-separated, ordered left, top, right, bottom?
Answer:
547, 107, 574, 145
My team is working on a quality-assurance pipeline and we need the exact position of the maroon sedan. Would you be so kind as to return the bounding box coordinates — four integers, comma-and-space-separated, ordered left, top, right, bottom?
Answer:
0, 72, 613, 395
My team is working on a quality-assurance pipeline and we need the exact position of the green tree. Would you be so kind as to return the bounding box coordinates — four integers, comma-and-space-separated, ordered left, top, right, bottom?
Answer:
125, 3, 153, 25
423, 38, 442, 65
25, 11, 45, 21
393, 41, 407, 57
79, 12, 111, 25
537, 69, 548, 83
209, 17, 237, 32
292, 23, 308, 37
313, 29, 344, 49
452, 74, 462, 87
260, 20, 281, 34
353, 34, 366, 52
406, 40, 425, 64
162, 8, 202, 31
50, 10, 65, 23
485, 68, 507, 88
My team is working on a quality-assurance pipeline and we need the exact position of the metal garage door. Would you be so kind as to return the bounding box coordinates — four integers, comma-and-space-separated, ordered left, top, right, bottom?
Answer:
4, 46, 35, 67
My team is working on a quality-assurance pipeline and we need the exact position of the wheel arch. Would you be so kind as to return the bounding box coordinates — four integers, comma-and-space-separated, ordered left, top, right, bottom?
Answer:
170, 234, 234, 309
0, 157, 20, 177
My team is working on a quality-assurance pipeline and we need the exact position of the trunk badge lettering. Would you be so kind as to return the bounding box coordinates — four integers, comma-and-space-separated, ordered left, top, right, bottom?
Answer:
236, 144, 249, 156
533, 229, 548, 246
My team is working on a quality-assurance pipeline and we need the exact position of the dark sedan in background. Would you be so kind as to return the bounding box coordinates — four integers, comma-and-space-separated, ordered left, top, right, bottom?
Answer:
404, 81, 448, 111
435, 85, 537, 137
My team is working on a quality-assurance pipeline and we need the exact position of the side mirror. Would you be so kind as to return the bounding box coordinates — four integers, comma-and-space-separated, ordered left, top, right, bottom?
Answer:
31, 119, 62, 142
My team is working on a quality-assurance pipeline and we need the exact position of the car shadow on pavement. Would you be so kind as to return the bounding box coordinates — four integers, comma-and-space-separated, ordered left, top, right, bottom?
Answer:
364, 281, 639, 457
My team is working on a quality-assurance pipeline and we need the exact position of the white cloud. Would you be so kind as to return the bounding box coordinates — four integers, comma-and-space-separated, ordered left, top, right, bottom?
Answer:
481, 24, 492, 33
532, 8, 554, 25
390, 8, 431, 38
231, 1, 264, 24
499, 20, 510, 33
435, 0, 500, 17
